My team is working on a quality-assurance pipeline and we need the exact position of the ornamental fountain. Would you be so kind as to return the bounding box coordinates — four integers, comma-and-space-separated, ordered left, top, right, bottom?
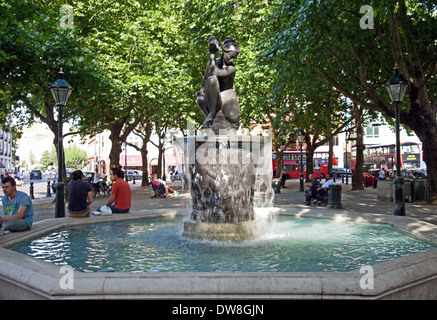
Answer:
1, 36, 437, 300
174, 36, 274, 241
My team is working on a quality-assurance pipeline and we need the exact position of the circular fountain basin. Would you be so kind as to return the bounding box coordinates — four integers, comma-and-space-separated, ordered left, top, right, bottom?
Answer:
8, 215, 437, 273
1, 209, 437, 299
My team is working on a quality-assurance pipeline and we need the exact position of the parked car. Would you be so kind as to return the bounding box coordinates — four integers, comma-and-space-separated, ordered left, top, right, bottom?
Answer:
30, 169, 42, 180
410, 169, 427, 179
126, 170, 143, 181
82, 171, 96, 183
396, 169, 428, 180
51, 171, 72, 193
332, 167, 351, 179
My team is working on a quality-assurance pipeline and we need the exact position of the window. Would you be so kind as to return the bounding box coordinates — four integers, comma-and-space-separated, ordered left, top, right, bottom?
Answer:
322, 136, 339, 146
366, 126, 379, 138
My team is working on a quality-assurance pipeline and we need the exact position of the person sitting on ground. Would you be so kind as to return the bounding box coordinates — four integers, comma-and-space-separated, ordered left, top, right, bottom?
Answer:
305, 174, 320, 205
67, 170, 94, 218
0, 176, 34, 232
151, 173, 180, 198
94, 167, 131, 214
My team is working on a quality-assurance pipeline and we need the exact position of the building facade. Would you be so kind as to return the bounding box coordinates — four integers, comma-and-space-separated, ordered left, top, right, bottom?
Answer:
85, 130, 178, 178
0, 127, 13, 175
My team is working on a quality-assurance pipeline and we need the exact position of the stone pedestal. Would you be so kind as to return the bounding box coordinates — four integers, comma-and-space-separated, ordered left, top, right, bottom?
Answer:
174, 133, 273, 241
182, 220, 264, 241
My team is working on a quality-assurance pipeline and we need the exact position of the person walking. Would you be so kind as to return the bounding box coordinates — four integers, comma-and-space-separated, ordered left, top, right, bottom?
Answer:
92, 169, 101, 196
279, 171, 287, 188
67, 170, 94, 218
379, 168, 386, 181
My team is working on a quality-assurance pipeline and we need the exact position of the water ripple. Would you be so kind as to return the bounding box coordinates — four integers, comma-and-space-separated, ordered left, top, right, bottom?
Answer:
9, 216, 436, 273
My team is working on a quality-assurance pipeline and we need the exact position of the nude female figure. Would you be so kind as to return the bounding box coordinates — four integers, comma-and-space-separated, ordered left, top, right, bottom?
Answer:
196, 36, 240, 128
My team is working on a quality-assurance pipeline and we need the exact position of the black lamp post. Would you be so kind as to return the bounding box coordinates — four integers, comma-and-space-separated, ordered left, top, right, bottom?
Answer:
298, 131, 305, 192
385, 65, 408, 216
50, 68, 73, 218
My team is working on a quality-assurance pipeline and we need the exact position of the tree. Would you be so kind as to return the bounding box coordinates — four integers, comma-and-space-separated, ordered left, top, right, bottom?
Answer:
1, 0, 108, 201
39, 150, 52, 169
126, 120, 153, 186
64, 145, 87, 169
263, 0, 437, 203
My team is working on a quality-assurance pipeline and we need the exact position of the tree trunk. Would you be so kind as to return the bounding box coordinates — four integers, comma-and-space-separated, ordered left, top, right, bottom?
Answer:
275, 148, 283, 178
305, 140, 316, 181
139, 123, 153, 187
108, 124, 124, 170
326, 104, 334, 173
107, 116, 142, 173
351, 103, 365, 191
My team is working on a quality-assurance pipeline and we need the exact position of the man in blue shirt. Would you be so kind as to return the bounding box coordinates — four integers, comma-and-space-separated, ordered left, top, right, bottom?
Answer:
1, 176, 34, 231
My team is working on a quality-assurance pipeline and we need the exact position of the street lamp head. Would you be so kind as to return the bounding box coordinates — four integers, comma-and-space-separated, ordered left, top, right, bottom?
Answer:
297, 131, 305, 144
385, 65, 408, 103
50, 68, 73, 106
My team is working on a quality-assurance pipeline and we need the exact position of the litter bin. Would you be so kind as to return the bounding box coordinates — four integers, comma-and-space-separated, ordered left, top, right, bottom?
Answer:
403, 180, 412, 202
412, 179, 428, 202
272, 178, 281, 194
328, 184, 342, 209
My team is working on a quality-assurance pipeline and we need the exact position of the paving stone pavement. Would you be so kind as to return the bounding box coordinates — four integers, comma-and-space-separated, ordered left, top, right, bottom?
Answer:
8, 179, 435, 226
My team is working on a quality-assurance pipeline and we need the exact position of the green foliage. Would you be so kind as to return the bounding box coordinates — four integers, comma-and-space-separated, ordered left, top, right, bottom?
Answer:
65, 144, 87, 168
1, 1, 436, 197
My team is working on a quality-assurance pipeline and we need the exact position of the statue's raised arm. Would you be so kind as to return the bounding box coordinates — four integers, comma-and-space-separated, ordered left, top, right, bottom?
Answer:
196, 36, 241, 131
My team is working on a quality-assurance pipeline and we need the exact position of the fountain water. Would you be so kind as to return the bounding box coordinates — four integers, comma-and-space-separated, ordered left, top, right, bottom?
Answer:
174, 131, 274, 241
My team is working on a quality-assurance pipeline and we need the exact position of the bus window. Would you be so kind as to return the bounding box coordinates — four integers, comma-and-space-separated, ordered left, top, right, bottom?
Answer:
282, 165, 291, 172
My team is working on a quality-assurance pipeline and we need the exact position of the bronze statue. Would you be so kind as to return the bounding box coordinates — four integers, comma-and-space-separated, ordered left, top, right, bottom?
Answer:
196, 36, 240, 130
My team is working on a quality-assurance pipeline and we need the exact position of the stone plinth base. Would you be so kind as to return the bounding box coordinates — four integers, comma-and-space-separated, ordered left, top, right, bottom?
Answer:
182, 220, 264, 241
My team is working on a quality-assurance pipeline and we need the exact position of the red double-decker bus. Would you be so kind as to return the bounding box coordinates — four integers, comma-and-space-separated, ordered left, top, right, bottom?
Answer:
349, 142, 422, 186
351, 141, 422, 174
273, 149, 337, 180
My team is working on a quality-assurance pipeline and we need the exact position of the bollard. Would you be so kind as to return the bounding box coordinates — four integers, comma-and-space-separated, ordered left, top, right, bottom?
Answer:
328, 185, 342, 209
29, 182, 35, 199
46, 181, 51, 197
272, 178, 281, 194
